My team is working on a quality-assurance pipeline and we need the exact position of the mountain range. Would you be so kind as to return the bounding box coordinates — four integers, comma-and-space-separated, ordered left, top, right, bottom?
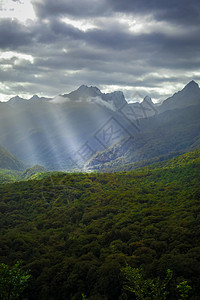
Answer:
0, 80, 200, 171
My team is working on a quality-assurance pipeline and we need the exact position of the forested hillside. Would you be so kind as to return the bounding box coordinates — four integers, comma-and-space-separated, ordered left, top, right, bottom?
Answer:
0, 165, 48, 184
0, 148, 200, 299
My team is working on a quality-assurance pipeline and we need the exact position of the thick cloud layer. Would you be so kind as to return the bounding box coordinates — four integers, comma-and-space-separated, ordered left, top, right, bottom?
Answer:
0, 0, 200, 102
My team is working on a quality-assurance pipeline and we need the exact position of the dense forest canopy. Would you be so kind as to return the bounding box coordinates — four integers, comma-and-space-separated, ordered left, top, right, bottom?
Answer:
0, 148, 200, 299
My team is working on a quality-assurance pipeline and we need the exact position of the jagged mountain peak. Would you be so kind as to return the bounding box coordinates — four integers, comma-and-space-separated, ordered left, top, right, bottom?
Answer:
8, 94, 51, 104
62, 85, 127, 110
29, 95, 40, 101
64, 85, 102, 100
8, 95, 26, 102
184, 80, 199, 90
176, 80, 199, 96
101, 90, 126, 109
159, 80, 200, 112
174, 80, 199, 97
8, 95, 28, 105
77, 85, 101, 93
143, 95, 153, 104
28, 95, 52, 102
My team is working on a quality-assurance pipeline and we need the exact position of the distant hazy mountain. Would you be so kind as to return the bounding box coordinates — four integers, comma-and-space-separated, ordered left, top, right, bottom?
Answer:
87, 101, 200, 170
0, 86, 130, 170
8, 96, 28, 105
0, 144, 24, 170
0, 81, 199, 171
159, 80, 200, 113
86, 81, 200, 170
127, 95, 157, 119
8, 95, 52, 105
62, 85, 127, 110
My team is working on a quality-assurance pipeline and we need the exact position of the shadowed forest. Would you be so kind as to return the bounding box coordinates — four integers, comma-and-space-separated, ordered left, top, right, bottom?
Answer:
0, 148, 200, 299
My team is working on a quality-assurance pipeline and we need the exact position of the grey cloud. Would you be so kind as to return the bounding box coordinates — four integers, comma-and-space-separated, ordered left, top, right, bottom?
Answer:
0, 19, 33, 49
85, 28, 136, 50
107, 0, 200, 25
0, 18, 83, 51
0, 0, 200, 102
28, 19, 83, 45
33, 0, 200, 26
33, 0, 108, 19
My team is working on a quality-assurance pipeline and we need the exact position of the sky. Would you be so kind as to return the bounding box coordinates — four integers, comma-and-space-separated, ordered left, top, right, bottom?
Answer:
0, 0, 200, 103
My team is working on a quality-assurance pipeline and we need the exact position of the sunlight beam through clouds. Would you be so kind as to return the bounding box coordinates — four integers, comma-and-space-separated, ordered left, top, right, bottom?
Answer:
44, 102, 89, 169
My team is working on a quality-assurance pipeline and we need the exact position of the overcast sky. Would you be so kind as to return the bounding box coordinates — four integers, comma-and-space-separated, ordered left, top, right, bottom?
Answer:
0, 0, 200, 102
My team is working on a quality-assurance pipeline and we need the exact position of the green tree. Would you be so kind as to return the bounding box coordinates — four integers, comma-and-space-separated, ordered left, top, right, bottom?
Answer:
177, 281, 192, 300
0, 261, 30, 300
121, 265, 173, 300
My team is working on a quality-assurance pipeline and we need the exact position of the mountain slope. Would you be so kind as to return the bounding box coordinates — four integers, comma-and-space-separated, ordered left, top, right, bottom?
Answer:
0, 81, 199, 171
159, 80, 200, 113
0, 164, 48, 184
0, 144, 24, 170
21, 165, 47, 180
87, 102, 200, 170
0, 88, 131, 170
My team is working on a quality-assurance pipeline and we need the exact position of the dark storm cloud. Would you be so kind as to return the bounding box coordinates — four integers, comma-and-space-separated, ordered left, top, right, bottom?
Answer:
33, 0, 107, 18
0, 0, 200, 101
33, 0, 200, 25
0, 19, 33, 49
104, 0, 200, 25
